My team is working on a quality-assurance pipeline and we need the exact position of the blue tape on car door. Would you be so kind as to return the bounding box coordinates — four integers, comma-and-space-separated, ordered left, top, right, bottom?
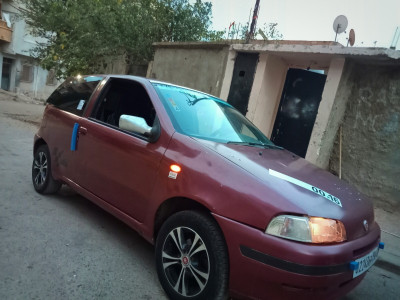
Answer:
269, 169, 342, 207
71, 123, 79, 151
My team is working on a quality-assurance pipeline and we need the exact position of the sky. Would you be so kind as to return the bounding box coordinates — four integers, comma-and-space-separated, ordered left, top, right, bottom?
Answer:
207, 0, 400, 48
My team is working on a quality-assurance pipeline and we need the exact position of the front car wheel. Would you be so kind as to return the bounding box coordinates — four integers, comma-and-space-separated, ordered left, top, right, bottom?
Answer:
155, 211, 229, 300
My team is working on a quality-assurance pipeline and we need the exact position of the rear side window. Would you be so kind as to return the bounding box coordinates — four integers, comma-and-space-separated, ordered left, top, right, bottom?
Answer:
47, 76, 103, 116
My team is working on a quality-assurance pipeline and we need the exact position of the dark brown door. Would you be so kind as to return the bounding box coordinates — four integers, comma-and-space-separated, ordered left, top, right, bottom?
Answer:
271, 68, 327, 158
227, 53, 259, 115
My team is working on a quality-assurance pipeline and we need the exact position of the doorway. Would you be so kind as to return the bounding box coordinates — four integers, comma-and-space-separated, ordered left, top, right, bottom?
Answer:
227, 52, 259, 116
270, 68, 327, 158
1, 58, 13, 91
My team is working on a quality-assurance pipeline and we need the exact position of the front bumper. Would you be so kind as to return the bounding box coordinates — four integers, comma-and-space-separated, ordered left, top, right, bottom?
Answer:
213, 213, 381, 300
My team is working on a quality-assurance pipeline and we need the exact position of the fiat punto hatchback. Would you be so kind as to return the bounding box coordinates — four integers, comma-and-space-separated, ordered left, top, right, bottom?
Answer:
32, 75, 382, 300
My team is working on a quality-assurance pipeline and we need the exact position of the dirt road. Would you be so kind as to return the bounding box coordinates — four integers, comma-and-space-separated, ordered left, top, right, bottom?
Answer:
0, 96, 167, 299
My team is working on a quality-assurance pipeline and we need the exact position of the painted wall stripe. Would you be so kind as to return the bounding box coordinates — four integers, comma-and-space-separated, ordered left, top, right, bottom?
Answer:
269, 169, 342, 207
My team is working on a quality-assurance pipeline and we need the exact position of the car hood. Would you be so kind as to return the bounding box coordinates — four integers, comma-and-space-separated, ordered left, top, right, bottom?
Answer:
194, 138, 375, 239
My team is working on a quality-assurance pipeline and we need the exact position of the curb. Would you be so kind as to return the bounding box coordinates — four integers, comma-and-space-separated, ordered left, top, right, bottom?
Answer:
375, 258, 400, 276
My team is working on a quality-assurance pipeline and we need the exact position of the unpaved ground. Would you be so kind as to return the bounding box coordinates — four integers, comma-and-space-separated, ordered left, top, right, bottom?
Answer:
0, 89, 45, 127
0, 92, 167, 299
0, 91, 399, 299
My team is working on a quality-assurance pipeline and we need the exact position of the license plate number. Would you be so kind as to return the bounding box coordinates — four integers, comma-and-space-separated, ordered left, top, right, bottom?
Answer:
353, 246, 379, 278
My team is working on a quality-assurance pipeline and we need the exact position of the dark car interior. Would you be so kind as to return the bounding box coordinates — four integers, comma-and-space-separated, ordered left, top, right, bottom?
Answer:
93, 79, 156, 129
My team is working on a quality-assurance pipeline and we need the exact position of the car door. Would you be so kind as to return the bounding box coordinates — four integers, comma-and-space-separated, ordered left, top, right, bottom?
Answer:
44, 76, 104, 182
73, 78, 166, 222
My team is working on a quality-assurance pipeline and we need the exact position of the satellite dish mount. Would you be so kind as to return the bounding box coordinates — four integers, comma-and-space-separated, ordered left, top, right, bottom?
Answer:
333, 15, 348, 42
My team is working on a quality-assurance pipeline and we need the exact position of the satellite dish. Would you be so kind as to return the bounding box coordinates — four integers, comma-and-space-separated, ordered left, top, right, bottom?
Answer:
348, 29, 355, 46
333, 15, 348, 42
333, 15, 348, 34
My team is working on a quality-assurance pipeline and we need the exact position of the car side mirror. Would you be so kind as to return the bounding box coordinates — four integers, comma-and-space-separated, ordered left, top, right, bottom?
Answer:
119, 115, 152, 136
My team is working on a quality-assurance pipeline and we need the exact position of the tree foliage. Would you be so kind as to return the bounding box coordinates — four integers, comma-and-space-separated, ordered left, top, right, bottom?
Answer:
257, 23, 283, 40
227, 22, 283, 41
17, 0, 223, 77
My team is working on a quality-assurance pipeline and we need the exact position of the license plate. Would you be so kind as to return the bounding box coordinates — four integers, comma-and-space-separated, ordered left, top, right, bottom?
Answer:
353, 246, 380, 278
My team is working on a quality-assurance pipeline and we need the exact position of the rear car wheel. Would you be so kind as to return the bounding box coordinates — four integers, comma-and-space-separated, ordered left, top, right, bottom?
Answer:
32, 145, 61, 194
155, 211, 229, 300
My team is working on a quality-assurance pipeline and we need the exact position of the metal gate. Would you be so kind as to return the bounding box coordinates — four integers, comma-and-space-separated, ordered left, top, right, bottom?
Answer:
271, 68, 327, 157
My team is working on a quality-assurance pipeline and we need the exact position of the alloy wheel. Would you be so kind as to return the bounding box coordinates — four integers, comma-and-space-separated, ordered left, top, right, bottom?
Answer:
161, 226, 210, 297
33, 151, 48, 187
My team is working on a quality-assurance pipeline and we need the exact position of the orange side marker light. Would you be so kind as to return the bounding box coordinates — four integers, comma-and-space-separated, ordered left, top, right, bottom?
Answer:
170, 164, 181, 173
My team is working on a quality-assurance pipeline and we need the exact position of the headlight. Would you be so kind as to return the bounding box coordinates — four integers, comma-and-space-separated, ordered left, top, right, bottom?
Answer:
266, 215, 347, 243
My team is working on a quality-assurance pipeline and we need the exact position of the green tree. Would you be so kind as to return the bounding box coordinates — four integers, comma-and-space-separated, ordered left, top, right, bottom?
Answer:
17, 0, 223, 78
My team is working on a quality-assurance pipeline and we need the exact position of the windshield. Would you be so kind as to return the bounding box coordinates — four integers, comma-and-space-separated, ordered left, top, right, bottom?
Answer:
152, 83, 277, 146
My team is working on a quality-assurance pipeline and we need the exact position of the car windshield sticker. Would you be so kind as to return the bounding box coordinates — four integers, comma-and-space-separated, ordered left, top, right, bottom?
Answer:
269, 169, 342, 207
167, 97, 180, 111
77, 100, 85, 110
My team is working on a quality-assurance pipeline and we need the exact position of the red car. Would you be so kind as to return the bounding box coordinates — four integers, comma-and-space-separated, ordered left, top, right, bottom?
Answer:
32, 75, 382, 300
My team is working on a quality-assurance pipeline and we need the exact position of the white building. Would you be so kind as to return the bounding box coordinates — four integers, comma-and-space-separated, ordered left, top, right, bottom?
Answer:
0, 0, 58, 100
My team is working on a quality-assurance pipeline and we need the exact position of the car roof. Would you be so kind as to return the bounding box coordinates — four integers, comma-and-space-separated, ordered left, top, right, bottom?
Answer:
79, 74, 220, 101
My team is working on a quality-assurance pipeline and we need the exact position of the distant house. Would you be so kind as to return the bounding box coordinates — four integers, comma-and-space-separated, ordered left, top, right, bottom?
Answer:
0, 0, 59, 100
149, 40, 400, 210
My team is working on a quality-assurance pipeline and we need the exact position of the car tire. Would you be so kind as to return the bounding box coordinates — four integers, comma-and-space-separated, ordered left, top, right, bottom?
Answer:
32, 144, 61, 194
155, 211, 229, 300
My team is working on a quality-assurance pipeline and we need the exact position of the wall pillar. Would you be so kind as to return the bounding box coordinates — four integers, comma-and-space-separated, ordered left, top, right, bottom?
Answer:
253, 55, 287, 137
306, 57, 346, 168
246, 53, 268, 122
219, 50, 236, 100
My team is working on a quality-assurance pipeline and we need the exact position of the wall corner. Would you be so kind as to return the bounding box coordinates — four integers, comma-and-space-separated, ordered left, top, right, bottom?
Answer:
305, 57, 347, 168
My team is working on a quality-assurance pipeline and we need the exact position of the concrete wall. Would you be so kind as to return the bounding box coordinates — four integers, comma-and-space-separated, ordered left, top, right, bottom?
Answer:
17, 63, 59, 100
149, 46, 230, 97
2, 1, 48, 57
96, 55, 148, 76
329, 62, 400, 210
128, 64, 148, 77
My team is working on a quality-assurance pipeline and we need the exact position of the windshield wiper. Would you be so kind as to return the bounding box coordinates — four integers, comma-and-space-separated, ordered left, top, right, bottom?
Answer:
227, 141, 283, 150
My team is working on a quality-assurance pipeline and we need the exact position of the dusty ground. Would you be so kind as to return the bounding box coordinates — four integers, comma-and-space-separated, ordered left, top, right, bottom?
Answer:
0, 89, 45, 127
0, 91, 399, 299
0, 92, 167, 300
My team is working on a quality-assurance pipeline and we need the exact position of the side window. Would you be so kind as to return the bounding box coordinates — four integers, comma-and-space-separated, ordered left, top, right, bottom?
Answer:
21, 64, 33, 82
47, 76, 102, 116
92, 79, 156, 136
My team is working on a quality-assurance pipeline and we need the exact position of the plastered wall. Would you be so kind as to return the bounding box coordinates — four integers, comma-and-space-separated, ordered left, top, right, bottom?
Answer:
149, 47, 229, 97
329, 63, 400, 210
17, 65, 59, 100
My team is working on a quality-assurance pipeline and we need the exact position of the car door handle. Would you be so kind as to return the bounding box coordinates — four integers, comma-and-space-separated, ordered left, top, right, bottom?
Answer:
79, 127, 87, 135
